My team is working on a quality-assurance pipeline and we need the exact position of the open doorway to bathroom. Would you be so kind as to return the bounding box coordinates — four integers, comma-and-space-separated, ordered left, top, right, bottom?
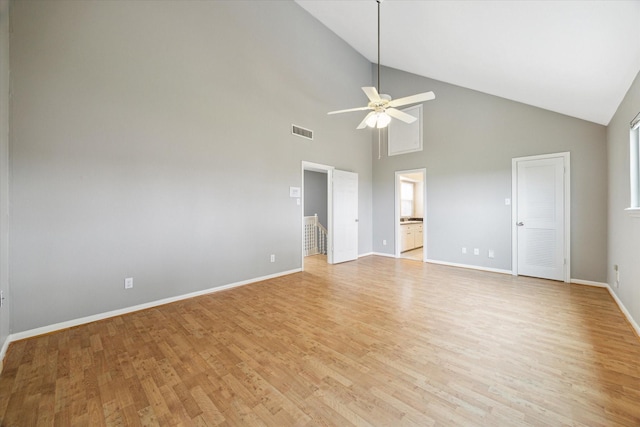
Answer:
395, 169, 427, 261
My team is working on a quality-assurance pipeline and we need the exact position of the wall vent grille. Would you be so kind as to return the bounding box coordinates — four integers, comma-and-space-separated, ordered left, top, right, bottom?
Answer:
292, 124, 313, 140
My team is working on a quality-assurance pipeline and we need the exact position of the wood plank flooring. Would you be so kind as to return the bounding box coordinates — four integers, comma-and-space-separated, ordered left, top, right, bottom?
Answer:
1, 255, 639, 426
400, 248, 423, 261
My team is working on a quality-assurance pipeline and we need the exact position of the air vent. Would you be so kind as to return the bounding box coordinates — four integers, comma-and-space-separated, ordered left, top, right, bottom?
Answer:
292, 124, 313, 140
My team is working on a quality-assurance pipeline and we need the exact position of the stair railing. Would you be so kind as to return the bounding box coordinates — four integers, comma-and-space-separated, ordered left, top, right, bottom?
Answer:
304, 214, 328, 257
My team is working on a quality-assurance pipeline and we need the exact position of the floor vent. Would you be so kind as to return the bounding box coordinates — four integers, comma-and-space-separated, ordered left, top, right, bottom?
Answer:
292, 124, 313, 140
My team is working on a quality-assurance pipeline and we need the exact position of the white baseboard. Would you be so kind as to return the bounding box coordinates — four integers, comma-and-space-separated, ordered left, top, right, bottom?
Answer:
570, 278, 608, 287
569, 279, 639, 338
605, 285, 640, 338
426, 259, 512, 275
358, 252, 374, 258
5, 268, 301, 345
0, 335, 9, 374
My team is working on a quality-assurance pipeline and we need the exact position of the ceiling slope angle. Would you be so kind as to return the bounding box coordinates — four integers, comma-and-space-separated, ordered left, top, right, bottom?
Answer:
296, 0, 640, 125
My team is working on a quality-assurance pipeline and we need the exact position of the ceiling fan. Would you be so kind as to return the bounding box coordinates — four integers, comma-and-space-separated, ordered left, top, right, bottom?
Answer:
328, 0, 435, 129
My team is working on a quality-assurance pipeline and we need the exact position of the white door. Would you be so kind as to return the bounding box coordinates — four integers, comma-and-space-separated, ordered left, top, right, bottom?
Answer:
514, 154, 569, 281
332, 170, 358, 264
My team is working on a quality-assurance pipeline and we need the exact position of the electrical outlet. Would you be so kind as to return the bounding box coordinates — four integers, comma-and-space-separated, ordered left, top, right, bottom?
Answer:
0, 290, 4, 307
473, 248, 479, 255
270, 254, 275, 263
462, 247, 467, 254
124, 277, 133, 289
383, 239, 387, 246
488, 249, 495, 259
614, 264, 620, 287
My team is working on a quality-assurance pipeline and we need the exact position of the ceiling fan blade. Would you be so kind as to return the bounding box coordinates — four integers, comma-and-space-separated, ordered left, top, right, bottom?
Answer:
388, 91, 435, 108
328, 106, 371, 115
357, 111, 376, 129
362, 87, 381, 102
386, 108, 417, 124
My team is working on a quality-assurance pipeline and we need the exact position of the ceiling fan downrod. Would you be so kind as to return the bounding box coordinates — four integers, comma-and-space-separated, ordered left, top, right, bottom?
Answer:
326, 0, 435, 130
377, 0, 381, 94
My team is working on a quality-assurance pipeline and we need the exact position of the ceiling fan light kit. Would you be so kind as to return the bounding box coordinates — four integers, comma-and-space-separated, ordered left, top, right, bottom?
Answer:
328, 0, 435, 130
366, 112, 391, 129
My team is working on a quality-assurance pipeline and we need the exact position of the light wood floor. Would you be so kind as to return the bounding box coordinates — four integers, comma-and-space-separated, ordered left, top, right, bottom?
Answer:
401, 248, 423, 261
1, 255, 639, 426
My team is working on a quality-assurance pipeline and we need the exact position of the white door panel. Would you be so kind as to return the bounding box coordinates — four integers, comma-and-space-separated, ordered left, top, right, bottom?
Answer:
332, 170, 358, 264
515, 156, 566, 281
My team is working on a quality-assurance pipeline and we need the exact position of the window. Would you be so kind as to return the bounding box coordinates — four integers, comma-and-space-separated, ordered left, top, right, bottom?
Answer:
401, 181, 414, 217
627, 112, 640, 217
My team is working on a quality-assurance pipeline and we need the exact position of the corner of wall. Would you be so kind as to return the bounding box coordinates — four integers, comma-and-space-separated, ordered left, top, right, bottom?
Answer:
0, 0, 12, 365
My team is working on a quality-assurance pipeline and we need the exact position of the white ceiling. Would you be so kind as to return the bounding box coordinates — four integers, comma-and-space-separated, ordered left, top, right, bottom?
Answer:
296, 0, 640, 126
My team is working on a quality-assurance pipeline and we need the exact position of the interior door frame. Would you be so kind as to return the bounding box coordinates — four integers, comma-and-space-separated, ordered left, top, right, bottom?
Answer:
394, 168, 427, 261
511, 152, 570, 282
301, 161, 334, 270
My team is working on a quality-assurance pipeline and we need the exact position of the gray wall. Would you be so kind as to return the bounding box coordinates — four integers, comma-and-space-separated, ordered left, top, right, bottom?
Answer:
0, 0, 9, 350
607, 70, 640, 329
9, 0, 373, 333
372, 66, 608, 282
304, 170, 328, 228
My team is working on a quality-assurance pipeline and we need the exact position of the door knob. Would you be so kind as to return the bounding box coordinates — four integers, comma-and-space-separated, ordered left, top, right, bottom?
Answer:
517, 222, 524, 226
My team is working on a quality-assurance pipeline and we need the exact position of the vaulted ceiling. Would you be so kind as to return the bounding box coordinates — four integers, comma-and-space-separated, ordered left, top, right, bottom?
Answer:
296, 0, 640, 125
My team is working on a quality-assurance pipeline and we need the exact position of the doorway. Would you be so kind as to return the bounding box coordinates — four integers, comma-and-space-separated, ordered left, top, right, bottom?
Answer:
301, 162, 359, 269
395, 169, 427, 261
302, 162, 331, 269
304, 168, 329, 258
512, 152, 570, 282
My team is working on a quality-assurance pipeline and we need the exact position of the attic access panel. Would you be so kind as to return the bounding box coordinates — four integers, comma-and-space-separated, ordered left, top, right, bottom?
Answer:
388, 104, 422, 156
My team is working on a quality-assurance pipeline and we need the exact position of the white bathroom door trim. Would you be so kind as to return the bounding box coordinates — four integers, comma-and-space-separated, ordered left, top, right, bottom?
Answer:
395, 168, 427, 261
